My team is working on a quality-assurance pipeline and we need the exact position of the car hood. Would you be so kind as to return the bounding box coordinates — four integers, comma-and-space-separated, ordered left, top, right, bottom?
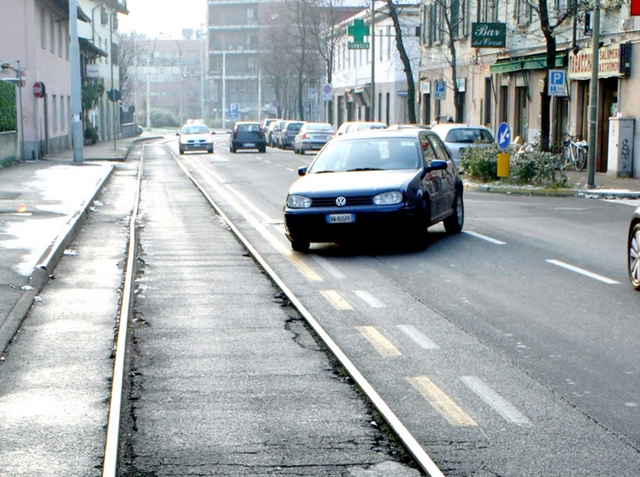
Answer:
289, 170, 416, 197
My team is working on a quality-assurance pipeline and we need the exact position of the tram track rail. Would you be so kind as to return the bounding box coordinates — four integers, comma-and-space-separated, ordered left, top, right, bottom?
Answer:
102, 142, 444, 476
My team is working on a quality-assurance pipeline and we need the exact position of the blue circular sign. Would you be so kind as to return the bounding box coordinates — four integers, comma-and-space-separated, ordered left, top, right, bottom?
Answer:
497, 122, 511, 151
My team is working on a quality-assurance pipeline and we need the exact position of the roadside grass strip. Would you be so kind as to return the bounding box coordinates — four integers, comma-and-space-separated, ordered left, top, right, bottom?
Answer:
356, 326, 402, 357
408, 376, 477, 427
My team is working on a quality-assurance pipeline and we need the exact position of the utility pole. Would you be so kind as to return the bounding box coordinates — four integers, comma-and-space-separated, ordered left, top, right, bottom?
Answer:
586, 0, 601, 188
69, 0, 83, 163
370, 0, 375, 120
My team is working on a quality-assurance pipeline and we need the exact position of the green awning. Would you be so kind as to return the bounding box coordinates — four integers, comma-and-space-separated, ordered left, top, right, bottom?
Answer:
490, 52, 567, 74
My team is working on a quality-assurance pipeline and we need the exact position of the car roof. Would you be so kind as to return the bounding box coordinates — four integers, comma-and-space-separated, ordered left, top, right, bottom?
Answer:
331, 128, 433, 143
431, 123, 492, 133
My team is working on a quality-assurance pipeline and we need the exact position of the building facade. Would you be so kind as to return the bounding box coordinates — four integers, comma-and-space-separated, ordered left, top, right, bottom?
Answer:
0, 0, 127, 159
331, 3, 421, 127
417, 0, 640, 177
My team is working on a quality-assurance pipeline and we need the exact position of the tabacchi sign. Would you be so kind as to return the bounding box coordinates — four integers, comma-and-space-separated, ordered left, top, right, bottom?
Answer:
568, 43, 631, 80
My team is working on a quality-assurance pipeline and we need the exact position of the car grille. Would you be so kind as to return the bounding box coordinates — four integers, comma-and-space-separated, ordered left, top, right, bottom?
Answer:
311, 196, 373, 207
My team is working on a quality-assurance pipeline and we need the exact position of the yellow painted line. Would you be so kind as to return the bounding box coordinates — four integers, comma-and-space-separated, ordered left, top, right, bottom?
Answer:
356, 326, 402, 357
321, 290, 353, 310
193, 164, 322, 282
407, 376, 477, 427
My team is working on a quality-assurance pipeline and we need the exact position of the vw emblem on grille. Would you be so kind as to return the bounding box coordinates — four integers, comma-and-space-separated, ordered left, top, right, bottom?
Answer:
335, 196, 347, 207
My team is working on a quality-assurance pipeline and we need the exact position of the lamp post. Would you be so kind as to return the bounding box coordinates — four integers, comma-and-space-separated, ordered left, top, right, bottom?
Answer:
69, 0, 84, 163
586, 0, 601, 188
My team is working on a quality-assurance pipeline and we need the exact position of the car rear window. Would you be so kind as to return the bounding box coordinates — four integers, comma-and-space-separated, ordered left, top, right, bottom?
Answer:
446, 128, 493, 144
238, 124, 261, 133
308, 124, 335, 133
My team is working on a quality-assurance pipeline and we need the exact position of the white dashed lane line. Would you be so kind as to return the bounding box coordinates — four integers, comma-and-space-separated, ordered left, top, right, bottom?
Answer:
460, 376, 531, 425
463, 230, 506, 245
396, 325, 440, 350
546, 259, 620, 284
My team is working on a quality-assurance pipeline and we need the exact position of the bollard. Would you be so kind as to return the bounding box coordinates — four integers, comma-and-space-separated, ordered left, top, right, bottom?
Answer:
497, 152, 510, 177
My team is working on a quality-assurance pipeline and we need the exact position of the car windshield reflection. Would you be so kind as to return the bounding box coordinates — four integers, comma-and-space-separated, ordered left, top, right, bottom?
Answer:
309, 138, 419, 174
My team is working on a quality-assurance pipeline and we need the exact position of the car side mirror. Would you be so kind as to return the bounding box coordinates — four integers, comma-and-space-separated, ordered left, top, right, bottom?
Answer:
176, 133, 180, 136
426, 160, 448, 171
211, 130, 216, 135
297, 166, 307, 176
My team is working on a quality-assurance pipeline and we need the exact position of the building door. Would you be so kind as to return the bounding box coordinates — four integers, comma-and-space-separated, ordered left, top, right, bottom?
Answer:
422, 93, 431, 126
514, 86, 528, 142
483, 77, 492, 127
597, 78, 619, 172
499, 85, 508, 125
553, 96, 569, 150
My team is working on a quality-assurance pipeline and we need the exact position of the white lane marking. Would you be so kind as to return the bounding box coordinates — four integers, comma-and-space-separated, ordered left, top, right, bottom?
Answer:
546, 259, 620, 284
396, 325, 440, 350
353, 290, 386, 308
463, 230, 506, 245
460, 376, 531, 425
408, 376, 477, 426
310, 255, 346, 279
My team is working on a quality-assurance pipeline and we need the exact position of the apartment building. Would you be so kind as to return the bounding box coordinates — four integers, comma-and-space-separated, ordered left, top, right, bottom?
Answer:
418, 0, 640, 177
331, 3, 421, 126
0, 0, 127, 159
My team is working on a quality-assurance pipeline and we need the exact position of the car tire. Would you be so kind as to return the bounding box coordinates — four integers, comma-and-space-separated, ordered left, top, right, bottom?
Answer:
179, 148, 185, 155
443, 192, 464, 234
300, 148, 305, 155
290, 239, 310, 253
208, 147, 214, 154
629, 222, 640, 290
230, 146, 236, 153
259, 147, 266, 153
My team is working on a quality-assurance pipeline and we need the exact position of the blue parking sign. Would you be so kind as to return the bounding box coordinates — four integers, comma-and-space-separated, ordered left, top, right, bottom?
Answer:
434, 81, 446, 101
548, 70, 566, 96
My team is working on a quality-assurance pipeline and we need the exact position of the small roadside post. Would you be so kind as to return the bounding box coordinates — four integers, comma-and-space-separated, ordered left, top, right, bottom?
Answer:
497, 122, 511, 178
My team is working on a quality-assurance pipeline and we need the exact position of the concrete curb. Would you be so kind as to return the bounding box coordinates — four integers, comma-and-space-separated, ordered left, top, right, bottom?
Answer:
0, 165, 116, 356
464, 182, 640, 199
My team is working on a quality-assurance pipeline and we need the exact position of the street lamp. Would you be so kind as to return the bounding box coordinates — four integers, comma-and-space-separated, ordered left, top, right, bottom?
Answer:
1, 60, 24, 162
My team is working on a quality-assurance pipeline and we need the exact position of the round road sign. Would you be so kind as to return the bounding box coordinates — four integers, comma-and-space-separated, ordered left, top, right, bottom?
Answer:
32, 81, 46, 98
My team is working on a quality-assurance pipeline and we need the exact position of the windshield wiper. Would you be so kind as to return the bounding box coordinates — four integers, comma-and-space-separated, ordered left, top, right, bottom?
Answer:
347, 167, 383, 172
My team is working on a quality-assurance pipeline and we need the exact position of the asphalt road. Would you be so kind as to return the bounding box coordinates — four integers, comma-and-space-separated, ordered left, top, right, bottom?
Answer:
176, 133, 640, 476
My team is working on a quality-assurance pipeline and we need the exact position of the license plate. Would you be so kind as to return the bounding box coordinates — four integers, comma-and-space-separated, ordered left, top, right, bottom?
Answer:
328, 213, 354, 224
243, 142, 255, 147
313, 135, 327, 140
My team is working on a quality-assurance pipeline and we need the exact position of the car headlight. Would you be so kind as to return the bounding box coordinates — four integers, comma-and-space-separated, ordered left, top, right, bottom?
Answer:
373, 191, 403, 205
287, 194, 312, 208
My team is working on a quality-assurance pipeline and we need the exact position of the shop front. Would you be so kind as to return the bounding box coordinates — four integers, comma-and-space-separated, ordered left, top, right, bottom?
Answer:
568, 42, 631, 172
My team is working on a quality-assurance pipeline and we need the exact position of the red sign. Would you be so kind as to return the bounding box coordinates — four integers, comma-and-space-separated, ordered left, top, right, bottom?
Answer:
632, 0, 640, 15
32, 81, 45, 98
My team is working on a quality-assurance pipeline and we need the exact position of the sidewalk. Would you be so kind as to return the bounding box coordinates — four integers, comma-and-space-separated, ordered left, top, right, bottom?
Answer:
0, 135, 158, 354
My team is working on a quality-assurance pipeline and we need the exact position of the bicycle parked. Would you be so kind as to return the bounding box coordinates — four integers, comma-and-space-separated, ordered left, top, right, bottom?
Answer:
563, 135, 588, 171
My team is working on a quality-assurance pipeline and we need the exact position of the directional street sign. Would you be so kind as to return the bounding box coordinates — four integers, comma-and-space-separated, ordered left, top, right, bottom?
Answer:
497, 122, 511, 151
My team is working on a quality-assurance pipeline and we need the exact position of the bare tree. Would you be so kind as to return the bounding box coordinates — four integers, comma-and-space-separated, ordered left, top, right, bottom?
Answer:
118, 33, 137, 107
422, 0, 466, 123
527, 0, 579, 151
385, 0, 418, 123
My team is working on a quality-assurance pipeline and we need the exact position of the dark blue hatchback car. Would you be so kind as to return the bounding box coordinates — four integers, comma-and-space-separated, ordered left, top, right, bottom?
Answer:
283, 129, 464, 252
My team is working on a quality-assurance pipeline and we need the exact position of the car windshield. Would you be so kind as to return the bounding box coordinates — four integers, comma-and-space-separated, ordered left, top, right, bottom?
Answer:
308, 138, 419, 173
446, 128, 494, 144
182, 125, 209, 134
287, 123, 303, 132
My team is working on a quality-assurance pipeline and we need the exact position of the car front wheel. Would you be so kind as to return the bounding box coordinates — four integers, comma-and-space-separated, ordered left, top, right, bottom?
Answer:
629, 223, 640, 290
290, 239, 310, 253
443, 192, 464, 234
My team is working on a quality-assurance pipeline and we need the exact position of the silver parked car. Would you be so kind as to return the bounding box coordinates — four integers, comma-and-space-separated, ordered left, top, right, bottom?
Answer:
293, 122, 335, 154
628, 204, 640, 290
430, 123, 495, 168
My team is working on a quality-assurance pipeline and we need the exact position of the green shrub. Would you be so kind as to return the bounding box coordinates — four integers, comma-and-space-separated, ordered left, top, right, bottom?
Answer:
0, 82, 17, 132
460, 144, 499, 182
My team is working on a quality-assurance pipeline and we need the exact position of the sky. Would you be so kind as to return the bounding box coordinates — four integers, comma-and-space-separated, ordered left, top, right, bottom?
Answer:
119, 0, 207, 39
